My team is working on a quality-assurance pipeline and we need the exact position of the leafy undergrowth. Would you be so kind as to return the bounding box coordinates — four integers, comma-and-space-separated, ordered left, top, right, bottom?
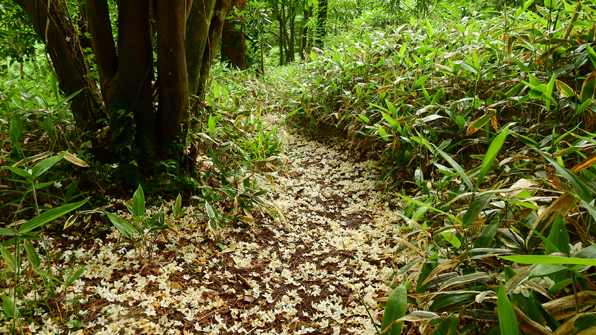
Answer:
288, 1, 596, 335
0, 111, 407, 334
0, 69, 293, 333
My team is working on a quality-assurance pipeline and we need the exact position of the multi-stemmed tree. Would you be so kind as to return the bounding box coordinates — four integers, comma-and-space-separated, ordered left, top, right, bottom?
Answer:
13, 0, 232, 185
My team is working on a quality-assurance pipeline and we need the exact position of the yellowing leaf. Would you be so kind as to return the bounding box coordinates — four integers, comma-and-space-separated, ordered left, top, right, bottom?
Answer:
580, 71, 596, 103
555, 79, 576, 98
466, 114, 491, 136
62, 152, 90, 168
571, 152, 596, 173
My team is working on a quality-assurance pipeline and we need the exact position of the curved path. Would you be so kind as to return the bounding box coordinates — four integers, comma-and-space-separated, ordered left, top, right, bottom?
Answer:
42, 127, 400, 335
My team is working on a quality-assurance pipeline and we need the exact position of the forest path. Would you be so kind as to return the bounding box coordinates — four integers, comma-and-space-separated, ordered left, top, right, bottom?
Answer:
48, 119, 401, 335
195, 122, 401, 334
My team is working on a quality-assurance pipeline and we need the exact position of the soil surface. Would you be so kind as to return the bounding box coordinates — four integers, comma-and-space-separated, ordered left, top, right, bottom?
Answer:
7, 124, 401, 335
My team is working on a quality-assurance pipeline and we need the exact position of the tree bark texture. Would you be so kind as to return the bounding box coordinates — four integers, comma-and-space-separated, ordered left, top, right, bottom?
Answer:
155, 0, 189, 155
196, 0, 232, 104
315, 0, 327, 48
186, 0, 217, 97
221, 0, 247, 70
14, 0, 106, 134
15, 0, 232, 185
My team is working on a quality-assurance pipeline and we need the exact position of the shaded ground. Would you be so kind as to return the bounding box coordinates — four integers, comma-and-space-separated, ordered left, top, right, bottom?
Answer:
4, 123, 402, 335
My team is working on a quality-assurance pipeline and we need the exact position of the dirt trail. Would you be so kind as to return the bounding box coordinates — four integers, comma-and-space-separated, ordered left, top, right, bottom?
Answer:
21, 126, 401, 335
179, 126, 401, 334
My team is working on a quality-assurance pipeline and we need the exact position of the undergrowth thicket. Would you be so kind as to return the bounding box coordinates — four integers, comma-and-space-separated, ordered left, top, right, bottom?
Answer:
0, 59, 290, 332
4, 0, 596, 333
289, 0, 596, 333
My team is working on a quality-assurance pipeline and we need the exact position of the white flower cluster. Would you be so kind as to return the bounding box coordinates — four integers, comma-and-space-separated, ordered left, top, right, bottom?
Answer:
23, 128, 401, 334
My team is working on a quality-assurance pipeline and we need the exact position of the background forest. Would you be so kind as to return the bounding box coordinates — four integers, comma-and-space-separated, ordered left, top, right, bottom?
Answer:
3, 0, 596, 333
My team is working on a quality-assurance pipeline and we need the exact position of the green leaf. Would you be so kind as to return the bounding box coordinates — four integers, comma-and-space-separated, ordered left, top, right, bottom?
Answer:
477, 126, 508, 189
500, 255, 596, 266
522, 0, 534, 11
575, 243, 596, 259
430, 292, 476, 311
546, 214, 570, 255
412, 74, 430, 91
23, 240, 41, 268
497, 282, 519, 334
205, 202, 216, 220
433, 145, 474, 191
0, 228, 14, 236
66, 267, 85, 287
432, 313, 459, 335
530, 263, 569, 278
2, 295, 18, 319
576, 99, 591, 115
208, 114, 216, 133
381, 112, 398, 128
131, 184, 145, 221
31, 152, 66, 179
463, 193, 494, 227
441, 231, 462, 248
3, 166, 33, 182
174, 193, 183, 217
35, 269, 65, 285
379, 126, 389, 141
399, 194, 462, 224
541, 155, 592, 202
104, 212, 136, 239
381, 285, 407, 335
0, 245, 16, 272
474, 216, 500, 249
417, 252, 439, 293
18, 198, 88, 234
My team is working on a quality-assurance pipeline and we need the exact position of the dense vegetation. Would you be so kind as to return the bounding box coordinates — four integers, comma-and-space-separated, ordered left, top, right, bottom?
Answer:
3, 0, 596, 333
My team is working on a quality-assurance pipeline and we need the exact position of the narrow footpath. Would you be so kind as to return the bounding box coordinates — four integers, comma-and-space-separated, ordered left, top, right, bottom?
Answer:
38, 127, 401, 335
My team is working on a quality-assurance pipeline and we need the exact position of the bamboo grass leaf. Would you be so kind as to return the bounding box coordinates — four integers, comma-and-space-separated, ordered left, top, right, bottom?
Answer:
104, 212, 136, 239
381, 285, 407, 335
18, 199, 88, 234
498, 282, 519, 334
476, 126, 509, 189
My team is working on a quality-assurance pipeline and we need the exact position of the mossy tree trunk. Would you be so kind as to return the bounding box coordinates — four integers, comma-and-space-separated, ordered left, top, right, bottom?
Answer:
315, 0, 327, 48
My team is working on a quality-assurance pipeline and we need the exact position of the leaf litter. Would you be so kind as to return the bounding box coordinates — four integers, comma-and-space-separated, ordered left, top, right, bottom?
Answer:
4, 117, 406, 334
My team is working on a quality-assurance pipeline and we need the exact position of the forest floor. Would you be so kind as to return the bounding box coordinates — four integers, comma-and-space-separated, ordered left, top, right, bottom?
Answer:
10, 116, 403, 335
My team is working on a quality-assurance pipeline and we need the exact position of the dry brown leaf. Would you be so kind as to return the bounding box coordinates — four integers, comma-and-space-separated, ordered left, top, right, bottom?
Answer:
543, 291, 596, 321
62, 152, 90, 167
552, 312, 596, 335
419, 259, 459, 288
571, 152, 596, 173
504, 265, 534, 293
512, 303, 551, 335
525, 192, 576, 248
466, 114, 491, 136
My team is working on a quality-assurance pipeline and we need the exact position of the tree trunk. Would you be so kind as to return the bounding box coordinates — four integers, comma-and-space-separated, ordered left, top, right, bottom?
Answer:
315, 0, 327, 48
300, 8, 310, 60
288, 4, 295, 62
107, 0, 155, 175
196, 0, 232, 104
221, 0, 247, 70
15, 0, 231, 188
186, 0, 217, 98
155, 0, 189, 157
14, 0, 106, 134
